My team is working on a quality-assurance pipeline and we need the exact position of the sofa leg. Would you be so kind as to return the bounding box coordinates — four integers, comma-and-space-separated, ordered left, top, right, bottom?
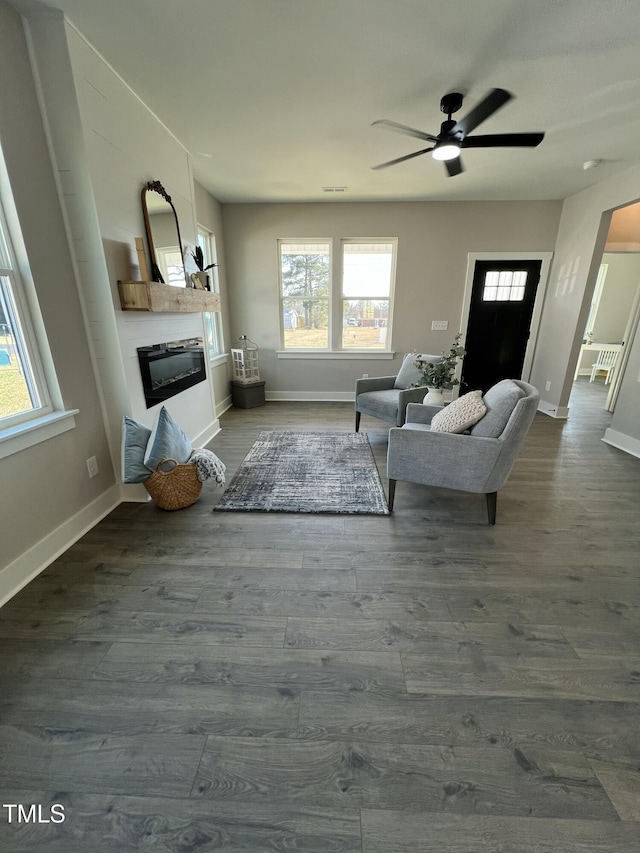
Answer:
486, 492, 497, 525
355, 411, 361, 432
388, 479, 396, 511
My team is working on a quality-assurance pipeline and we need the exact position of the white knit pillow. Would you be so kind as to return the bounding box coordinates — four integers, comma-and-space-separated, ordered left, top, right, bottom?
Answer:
429, 390, 486, 434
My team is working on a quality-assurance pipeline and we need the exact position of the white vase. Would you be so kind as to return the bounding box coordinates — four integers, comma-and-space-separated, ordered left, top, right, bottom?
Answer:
190, 271, 209, 290
423, 387, 444, 406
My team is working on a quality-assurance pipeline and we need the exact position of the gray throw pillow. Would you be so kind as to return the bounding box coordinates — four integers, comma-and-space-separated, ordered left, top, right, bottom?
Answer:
470, 380, 526, 438
394, 353, 441, 389
121, 416, 152, 483
144, 406, 193, 471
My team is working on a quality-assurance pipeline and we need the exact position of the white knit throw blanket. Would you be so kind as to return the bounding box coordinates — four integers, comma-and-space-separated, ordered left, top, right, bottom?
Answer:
189, 448, 226, 485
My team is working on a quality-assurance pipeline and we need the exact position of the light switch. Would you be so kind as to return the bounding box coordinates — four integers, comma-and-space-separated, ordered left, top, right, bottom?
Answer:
431, 320, 449, 331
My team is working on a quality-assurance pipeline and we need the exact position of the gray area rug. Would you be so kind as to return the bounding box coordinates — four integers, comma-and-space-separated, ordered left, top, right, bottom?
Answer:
214, 430, 389, 515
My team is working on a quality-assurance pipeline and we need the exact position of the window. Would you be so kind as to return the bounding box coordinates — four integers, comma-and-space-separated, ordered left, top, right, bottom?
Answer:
0, 197, 51, 430
482, 269, 527, 302
278, 238, 396, 351
341, 241, 395, 349
198, 228, 224, 360
155, 247, 186, 287
279, 242, 331, 349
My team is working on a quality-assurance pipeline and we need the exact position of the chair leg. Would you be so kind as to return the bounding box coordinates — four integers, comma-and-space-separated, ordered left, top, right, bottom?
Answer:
486, 492, 497, 525
388, 479, 396, 511
355, 411, 361, 432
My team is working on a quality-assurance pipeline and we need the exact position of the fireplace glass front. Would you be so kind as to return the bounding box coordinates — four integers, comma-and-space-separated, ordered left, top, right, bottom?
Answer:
137, 338, 206, 408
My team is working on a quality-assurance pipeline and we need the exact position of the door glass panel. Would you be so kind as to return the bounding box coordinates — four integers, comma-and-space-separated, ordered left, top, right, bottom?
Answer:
482, 269, 527, 302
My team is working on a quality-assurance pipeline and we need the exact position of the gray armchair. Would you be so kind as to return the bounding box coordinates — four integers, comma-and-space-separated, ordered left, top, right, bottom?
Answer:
387, 379, 539, 524
355, 352, 443, 432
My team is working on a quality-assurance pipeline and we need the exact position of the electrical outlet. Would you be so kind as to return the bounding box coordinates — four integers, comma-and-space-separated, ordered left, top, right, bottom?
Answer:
431, 320, 449, 331
86, 456, 99, 478
362, 373, 369, 379
545, 380, 551, 392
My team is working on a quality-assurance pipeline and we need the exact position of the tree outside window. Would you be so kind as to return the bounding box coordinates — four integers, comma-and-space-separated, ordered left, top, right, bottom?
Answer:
280, 242, 330, 349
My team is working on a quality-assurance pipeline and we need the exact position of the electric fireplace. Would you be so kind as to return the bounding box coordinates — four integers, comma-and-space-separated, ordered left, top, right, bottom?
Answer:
137, 338, 206, 408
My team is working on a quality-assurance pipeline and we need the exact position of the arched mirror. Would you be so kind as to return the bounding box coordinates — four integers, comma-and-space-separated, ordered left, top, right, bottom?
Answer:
141, 180, 188, 287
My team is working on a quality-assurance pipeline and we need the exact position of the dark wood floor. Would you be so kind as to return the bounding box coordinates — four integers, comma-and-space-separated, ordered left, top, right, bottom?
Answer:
1, 379, 640, 851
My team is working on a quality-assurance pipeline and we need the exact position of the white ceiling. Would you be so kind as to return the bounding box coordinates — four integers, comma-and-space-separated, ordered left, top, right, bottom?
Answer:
24, 0, 640, 203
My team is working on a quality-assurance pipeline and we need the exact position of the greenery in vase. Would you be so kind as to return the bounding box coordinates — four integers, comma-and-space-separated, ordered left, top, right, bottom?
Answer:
413, 333, 465, 389
189, 245, 218, 272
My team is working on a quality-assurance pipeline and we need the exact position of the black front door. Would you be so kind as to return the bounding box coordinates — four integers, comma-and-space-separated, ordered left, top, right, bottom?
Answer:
461, 259, 541, 394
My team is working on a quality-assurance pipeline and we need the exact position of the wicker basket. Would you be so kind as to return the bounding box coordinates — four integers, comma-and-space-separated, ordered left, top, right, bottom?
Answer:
144, 458, 202, 510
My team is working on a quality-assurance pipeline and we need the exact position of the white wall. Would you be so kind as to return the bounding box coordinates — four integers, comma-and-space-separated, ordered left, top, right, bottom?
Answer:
222, 200, 562, 398
23, 11, 221, 505
0, 0, 115, 599
574, 253, 640, 376
529, 161, 640, 447
606, 317, 640, 453
595, 254, 640, 342
65, 24, 219, 451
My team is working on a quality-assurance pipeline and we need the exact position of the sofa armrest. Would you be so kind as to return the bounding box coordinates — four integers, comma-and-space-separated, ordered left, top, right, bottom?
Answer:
395, 388, 433, 424
404, 401, 443, 425
387, 427, 502, 492
355, 375, 396, 395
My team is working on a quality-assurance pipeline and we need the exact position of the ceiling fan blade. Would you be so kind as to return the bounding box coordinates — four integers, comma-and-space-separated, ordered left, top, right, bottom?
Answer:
371, 147, 434, 170
462, 132, 545, 148
450, 88, 512, 138
445, 156, 464, 177
371, 119, 439, 143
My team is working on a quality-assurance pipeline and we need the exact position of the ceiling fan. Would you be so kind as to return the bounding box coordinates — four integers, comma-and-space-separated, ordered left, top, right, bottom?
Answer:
371, 88, 544, 176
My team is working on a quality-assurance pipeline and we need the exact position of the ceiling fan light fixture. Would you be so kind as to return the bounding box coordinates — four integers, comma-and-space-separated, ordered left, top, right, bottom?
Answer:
371, 88, 544, 175
432, 143, 461, 161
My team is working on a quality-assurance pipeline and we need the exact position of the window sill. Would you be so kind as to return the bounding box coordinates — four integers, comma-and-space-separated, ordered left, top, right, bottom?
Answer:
208, 352, 229, 367
0, 409, 79, 461
277, 351, 395, 360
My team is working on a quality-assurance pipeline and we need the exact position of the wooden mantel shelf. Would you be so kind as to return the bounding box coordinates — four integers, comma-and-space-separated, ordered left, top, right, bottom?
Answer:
118, 280, 221, 313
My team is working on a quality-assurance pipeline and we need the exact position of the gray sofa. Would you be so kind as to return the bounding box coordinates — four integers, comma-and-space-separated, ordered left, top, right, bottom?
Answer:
386, 378, 539, 524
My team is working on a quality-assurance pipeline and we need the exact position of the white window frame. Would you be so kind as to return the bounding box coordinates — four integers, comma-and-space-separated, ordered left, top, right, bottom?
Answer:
0, 147, 76, 460
277, 237, 397, 354
197, 227, 225, 363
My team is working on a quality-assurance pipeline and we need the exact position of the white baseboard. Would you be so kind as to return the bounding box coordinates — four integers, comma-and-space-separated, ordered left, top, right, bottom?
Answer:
602, 428, 640, 459
538, 399, 570, 419
0, 484, 121, 607
216, 395, 232, 418
119, 482, 150, 503
193, 418, 221, 448
266, 391, 355, 402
